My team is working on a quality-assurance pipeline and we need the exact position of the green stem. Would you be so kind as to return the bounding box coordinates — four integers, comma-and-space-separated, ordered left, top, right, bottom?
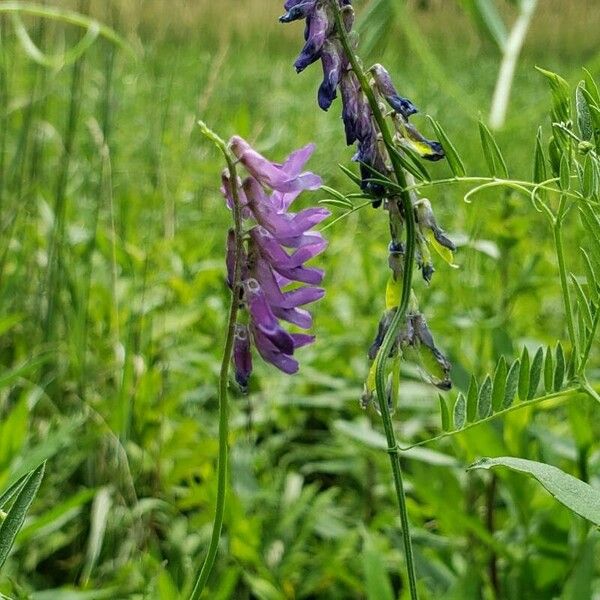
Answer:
189, 123, 244, 600
332, 5, 419, 598
553, 199, 578, 371
579, 306, 600, 374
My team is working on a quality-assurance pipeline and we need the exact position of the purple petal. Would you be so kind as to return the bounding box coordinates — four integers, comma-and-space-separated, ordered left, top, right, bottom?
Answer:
246, 186, 329, 243
291, 333, 315, 348
244, 278, 294, 355
280, 0, 315, 23
281, 143, 316, 177
272, 305, 313, 329
233, 324, 253, 390
251, 325, 299, 374
230, 137, 321, 193
318, 40, 344, 111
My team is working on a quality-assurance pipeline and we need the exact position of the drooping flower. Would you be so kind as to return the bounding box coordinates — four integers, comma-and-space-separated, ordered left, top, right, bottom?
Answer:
367, 308, 452, 392
224, 137, 327, 388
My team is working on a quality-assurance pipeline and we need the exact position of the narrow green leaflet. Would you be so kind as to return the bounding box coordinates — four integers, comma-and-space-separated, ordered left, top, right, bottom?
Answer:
554, 343, 566, 391
466, 375, 479, 422
477, 376, 492, 419
536, 67, 572, 124
491, 356, 507, 412
439, 395, 451, 431
478, 121, 509, 178
544, 347, 554, 393
469, 457, 600, 526
518, 347, 530, 400
427, 116, 467, 177
503, 360, 520, 408
528, 347, 544, 399
0, 463, 45, 569
576, 81, 595, 142
453, 393, 467, 430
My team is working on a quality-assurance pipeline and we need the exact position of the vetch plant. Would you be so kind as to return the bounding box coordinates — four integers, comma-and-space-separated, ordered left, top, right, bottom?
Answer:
281, 1, 456, 597
190, 126, 327, 599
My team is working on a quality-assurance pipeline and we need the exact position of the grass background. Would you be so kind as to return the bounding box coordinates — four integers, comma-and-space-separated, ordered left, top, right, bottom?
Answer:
0, 0, 599, 598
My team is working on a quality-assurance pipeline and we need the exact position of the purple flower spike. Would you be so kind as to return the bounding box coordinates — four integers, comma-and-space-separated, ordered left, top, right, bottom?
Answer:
233, 324, 253, 392
371, 64, 418, 119
230, 136, 322, 193
222, 137, 326, 387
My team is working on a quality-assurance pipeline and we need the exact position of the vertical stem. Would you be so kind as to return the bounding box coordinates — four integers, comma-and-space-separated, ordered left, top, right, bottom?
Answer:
189, 124, 244, 600
332, 5, 419, 599
553, 200, 578, 372
489, 0, 538, 130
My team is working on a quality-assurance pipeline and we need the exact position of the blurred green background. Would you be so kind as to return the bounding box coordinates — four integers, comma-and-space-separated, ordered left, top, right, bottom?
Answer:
0, 0, 599, 598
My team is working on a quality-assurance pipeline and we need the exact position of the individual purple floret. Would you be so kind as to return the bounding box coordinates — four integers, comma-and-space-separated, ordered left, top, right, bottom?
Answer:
370, 64, 418, 119
223, 136, 327, 387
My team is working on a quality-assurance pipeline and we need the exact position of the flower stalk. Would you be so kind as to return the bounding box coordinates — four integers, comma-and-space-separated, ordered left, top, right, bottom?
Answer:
189, 122, 244, 600
330, 4, 419, 598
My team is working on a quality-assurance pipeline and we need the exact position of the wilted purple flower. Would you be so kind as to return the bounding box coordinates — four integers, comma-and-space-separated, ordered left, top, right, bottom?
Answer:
370, 64, 418, 119
415, 199, 455, 252
223, 137, 327, 388
368, 309, 452, 391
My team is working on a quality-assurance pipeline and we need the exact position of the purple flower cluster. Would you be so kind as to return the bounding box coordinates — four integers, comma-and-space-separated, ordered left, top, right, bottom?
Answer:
223, 137, 328, 390
280, 1, 444, 200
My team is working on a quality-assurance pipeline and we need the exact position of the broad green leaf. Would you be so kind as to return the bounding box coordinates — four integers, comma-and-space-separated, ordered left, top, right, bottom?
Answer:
439, 395, 450, 431
576, 81, 594, 141
518, 347, 530, 400
0, 463, 45, 569
427, 116, 466, 177
477, 376, 492, 419
528, 347, 544, 399
466, 375, 479, 422
503, 360, 520, 408
491, 356, 507, 412
478, 121, 509, 178
453, 393, 466, 430
554, 343, 566, 391
469, 456, 600, 526
544, 347, 554, 393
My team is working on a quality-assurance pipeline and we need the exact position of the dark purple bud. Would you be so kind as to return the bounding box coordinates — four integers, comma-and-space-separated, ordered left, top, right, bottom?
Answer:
294, 4, 332, 73
318, 39, 346, 111
370, 64, 418, 119
233, 324, 253, 392
280, 0, 315, 23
